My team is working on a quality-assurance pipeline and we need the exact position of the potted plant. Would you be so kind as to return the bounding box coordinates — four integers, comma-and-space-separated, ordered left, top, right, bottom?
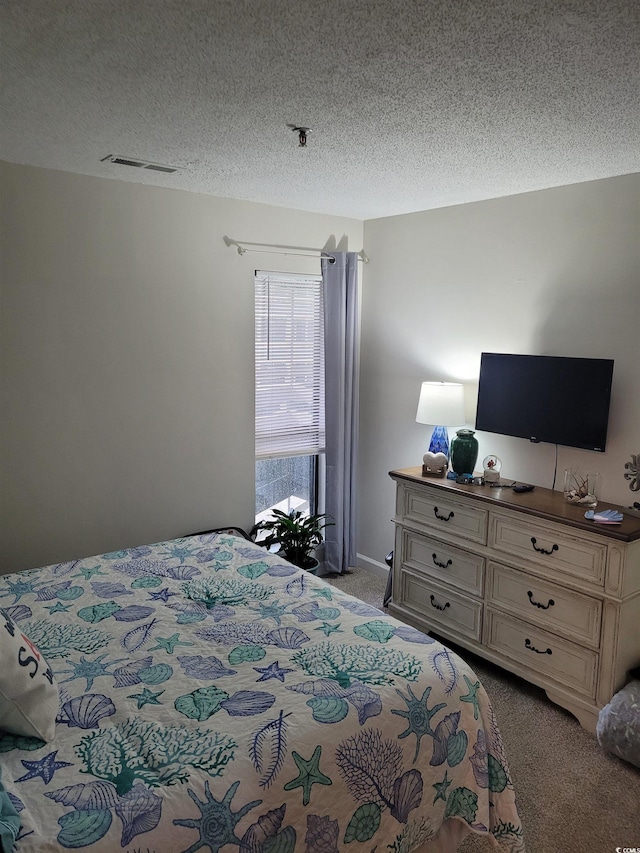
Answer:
251, 509, 333, 572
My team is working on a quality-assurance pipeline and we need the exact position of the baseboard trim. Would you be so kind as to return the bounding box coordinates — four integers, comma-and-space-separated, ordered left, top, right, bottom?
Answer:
356, 553, 389, 580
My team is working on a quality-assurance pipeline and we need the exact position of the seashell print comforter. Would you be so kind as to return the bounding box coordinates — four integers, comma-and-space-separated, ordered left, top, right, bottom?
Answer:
0, 533, 524, 852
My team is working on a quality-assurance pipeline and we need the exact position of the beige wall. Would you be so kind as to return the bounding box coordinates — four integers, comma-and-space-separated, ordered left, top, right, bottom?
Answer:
0, 161, 363, 572
358, 175, 640, 570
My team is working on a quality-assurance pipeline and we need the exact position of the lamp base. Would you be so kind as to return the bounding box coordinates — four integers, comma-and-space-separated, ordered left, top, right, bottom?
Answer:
428, 425, 450, 458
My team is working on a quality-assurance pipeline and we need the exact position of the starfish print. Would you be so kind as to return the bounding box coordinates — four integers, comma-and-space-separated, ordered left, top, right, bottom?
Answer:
315, 621, 342, 637
251, 600, 289, 626
56, 653, 127, 692
148, 587, 177, 603
44, 601, 72, 614
147, 632, 194, 654
254, 660, 295, 682
74, 566, 105, 581
432, 771, 452, 804
15, 751, 73, 784
174, 780, 261, 853
459, 674, 481, 720
128, 687, 164, 709
161, 542, 196, 563
283, 745, 332, 806
1, 577, 44, 604
312, 587, 334, 601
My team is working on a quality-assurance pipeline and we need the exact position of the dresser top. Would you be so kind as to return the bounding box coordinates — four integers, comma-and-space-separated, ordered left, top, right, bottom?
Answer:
389, 467, 640, 543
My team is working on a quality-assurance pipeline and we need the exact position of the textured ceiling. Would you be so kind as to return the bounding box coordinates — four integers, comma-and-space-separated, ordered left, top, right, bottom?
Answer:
1, 0, 639, 219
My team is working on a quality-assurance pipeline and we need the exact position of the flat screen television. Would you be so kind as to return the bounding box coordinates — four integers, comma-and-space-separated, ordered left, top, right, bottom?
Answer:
475, 353, 614, 452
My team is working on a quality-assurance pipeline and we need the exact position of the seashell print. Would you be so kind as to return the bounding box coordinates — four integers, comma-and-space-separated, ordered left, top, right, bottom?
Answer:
342, 682, 383, 724
50, 560, 82, 576
353, 620, 396, 644
390, 768, 424, 823
174, 686, 229, 721
447, 730, 468, 767
220, 690, 276, 716
208, 604, 235, 622
44, 781, 119, 811
138, 663, 173, 685
236, 545, 273, 561
262, 824, 296, 853
286, 678, 345, 698
57, 808, 113, 848
78, 601, 121, 623
266, 564, 298, 577
3, 604, 32, 623
393, 625, 435, 645
165, 564, 201, 580
306, 696, 349, 724
305, 813, 339, 853
114, 782, 162, 846
343, 802, 381, 843
130, 576, 163, 588
176, 654, 236, 679
241, 803, 286, 852
469, 730, 489, 788
121, 618, 157, 652
266, 627, 310, 649
55, 585, 84, 601
112, 656, 153, 688
237, 561, 269, 579
91, 581, 134, 598
35, 582, 71, 601
488, 754, 509, 793
339, 598, 383, 618
176, 611, 207, 624
290, 602, 320, 622
112, 605, 155, 622
58, 694, 116, 729
284, 575, 308, 598
228, 645, 266, 665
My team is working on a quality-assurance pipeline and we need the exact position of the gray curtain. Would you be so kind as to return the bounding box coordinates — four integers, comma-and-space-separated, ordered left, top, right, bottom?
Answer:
321, 252, 359, 574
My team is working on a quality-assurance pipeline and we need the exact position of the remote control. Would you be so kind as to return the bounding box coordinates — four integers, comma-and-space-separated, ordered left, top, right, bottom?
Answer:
513, 484, 534, 493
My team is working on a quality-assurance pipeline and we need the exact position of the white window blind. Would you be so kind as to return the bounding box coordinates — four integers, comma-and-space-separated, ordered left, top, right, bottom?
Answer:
255, 271, 325, 459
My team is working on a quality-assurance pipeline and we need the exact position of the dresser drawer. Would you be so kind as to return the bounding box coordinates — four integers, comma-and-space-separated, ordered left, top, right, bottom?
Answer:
490, 513, 606, 585
400, 570, 482, 641
400, 528, 485, 596
484, 609, 598, 698
400, 484, 488, 545
487, 562, 602, 647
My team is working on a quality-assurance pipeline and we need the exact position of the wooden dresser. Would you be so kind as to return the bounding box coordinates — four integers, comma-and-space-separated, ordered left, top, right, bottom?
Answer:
389, 467, 640, 732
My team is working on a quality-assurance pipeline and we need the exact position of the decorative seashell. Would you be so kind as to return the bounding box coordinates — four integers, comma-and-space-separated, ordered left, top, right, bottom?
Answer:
35, 582, 71, 601
58, 694, 116, 729
447, 730, 468, 767
44, 781, 119, 810
306, 696, 349, 724
237, 561, 269, 579
78, 601, 121, 623
55, 585, 84, 600
241, 804, 286, 852
343, 802, 381, 843
220, 690, 276, 716
114, 783, 162, 846
228, 645, 266, 665
343, 683, 383, 724
176, 654, 236, 679
121, 618, 157, 652
131, 576, 162, 588
305, 813, 339, 853
112, 656, 153, 688
263, 825, 296, 853
354, 620, 396, 644
138, 663, 173, 685
266, 627, 310, 649
393, 625, 435, 645
91, 581, 133, 598
391, 769, 424, 823
112, 605, 155, 622
57, 808, 113, 848
3, 604, 32, 623
174, 686, 229, 721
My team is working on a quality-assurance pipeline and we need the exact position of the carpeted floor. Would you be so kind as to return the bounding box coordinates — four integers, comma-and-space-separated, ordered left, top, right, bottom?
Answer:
323, 568, 640, 853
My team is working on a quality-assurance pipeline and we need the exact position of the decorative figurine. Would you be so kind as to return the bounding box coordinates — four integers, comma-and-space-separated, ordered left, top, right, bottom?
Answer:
422, 451, 448, 478
483, 454, 502, 484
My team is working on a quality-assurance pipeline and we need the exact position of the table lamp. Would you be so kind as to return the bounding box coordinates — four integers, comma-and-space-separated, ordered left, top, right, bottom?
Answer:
415, 381, 465, 463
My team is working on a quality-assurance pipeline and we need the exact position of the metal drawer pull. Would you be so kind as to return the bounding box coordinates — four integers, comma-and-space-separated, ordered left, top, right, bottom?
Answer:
525, 638, 552, 655
527, 590, 555, 610
433, 506, 454, 521
530, 537, 558, 556
430, 594, 450, 611
432, 553, 452, 569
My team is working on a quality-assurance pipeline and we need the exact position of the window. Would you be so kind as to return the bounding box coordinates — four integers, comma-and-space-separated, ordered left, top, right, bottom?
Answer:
255, 272, 325, 523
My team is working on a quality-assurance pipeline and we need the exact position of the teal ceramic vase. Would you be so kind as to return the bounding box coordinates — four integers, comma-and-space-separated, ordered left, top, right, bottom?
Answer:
450, 429, 479, 476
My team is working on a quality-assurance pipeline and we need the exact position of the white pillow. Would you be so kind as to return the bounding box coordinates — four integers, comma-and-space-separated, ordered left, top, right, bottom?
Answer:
0, 608, 59, 741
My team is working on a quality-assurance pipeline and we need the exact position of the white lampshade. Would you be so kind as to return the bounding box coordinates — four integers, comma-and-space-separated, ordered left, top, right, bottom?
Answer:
416, 382, 465, 426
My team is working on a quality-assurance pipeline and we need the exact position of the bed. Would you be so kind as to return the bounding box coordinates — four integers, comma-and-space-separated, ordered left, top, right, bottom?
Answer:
0, 531, 524, 852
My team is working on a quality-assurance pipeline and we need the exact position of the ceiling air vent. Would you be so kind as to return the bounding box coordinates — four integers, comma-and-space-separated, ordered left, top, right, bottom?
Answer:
101, 155, 179, 174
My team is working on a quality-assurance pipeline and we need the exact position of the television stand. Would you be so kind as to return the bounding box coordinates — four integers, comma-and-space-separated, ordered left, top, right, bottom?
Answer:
388, 467, 640, 733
